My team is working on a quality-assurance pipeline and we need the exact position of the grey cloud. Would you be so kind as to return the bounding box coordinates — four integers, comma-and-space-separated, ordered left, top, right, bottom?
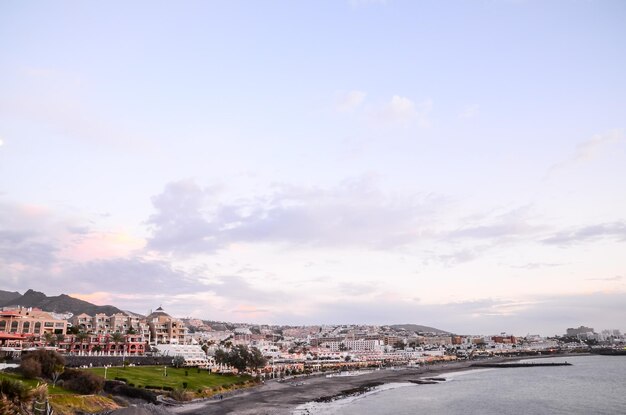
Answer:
448, 206, 544, 241
207, 275, 286, 304
436, 248, 479, 267
542, 222, 626, 246
61, 258, 198, 295
147, 180, 221, 253
0, 230, 58, 267
147, 178, 447, 255
0, 202, 64, 268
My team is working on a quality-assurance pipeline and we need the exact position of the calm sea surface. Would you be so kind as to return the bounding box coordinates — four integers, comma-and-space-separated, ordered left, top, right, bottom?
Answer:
296, 355, 626, 415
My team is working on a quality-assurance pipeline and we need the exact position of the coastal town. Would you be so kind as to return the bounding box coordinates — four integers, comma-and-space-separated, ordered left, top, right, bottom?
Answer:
1, 300, 624, 375
0, 291, 625, 415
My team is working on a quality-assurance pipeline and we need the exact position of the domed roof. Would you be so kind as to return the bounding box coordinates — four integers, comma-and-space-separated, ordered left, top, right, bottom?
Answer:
146, 306, 171, 319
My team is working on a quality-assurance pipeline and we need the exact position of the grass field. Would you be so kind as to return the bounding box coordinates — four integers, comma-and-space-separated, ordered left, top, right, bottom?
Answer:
85, 366, 251, 391
48, 395, 120, 415
0, 371, 73, 395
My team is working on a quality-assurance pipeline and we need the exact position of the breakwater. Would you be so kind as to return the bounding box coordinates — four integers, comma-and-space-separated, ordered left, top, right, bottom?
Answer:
471, 362, 572, 368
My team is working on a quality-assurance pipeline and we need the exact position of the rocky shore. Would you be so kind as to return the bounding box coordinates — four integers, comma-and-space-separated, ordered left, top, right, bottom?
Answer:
165, 360, 484, 415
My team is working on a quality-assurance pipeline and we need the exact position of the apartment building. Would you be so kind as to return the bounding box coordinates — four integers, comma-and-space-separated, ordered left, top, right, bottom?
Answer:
70, 312, 149, 336
0, 307, 67, 336
146, 307, 188, 344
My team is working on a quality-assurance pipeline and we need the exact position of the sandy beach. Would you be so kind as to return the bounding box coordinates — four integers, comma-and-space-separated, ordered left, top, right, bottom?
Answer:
166, 360, 483, 415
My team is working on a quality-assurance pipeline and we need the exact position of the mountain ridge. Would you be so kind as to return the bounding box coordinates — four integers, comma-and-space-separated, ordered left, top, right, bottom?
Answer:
0, 289, 125, 316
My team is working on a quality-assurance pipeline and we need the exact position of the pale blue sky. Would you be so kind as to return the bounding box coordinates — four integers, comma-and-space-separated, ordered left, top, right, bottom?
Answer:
1, 0, 625, 335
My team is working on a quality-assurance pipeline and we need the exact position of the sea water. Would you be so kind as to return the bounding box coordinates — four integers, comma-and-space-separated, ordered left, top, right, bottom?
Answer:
294, 355, 626, 415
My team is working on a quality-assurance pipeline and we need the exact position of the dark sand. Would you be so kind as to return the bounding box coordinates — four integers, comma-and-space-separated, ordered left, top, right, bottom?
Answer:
167, 360, 482, 415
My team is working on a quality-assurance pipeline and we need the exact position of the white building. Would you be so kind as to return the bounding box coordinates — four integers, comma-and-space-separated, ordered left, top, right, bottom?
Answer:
153, 344, 212, 367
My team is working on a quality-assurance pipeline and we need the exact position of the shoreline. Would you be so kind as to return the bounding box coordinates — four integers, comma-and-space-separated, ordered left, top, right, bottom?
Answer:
166, 354, 576, 415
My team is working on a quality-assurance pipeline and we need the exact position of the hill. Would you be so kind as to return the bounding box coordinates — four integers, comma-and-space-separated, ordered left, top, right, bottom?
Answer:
0, 289, 125, 316
389, 324, 449, 335
0, 290, 22, 305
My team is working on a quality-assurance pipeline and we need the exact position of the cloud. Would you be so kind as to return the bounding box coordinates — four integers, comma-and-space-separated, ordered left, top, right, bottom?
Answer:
0, 202, 61, 268
459, 104, 480, 119
448, 206, 545, 241
60, 257, 198, 295
335, 90, 366, 112
381, 95, 432, 126
435, 248, 480, 267
542, 221, 626, 246
147, 177, 447, 255
586, 275, 623, 282
509, 262, 563, 270
207, 275, 287, 304
547, 129, 624, 177
147, 180, 221, 254
349, 0, 388, 7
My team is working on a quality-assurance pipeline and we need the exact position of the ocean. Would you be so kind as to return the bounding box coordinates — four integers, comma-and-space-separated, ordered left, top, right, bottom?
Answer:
294, 355, 626, 414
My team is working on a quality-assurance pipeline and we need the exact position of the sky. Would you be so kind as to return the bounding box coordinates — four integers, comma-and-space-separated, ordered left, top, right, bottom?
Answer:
1, 0, 625, 336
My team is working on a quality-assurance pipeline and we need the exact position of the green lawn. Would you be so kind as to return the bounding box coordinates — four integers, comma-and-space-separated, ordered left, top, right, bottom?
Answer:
0, 371, 73, 395
85, 366, 250, 391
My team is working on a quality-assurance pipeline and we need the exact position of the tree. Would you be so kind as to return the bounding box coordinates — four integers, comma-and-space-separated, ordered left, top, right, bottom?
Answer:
111, 332, 125, 354
51, 364, 64, 386
75, 331, 89, 354
21, 350, 65, 381
66, 326, 80, 335
248, 347, 267, 371
172, 356, 185, 368
227, 345, 250, 373
214, 349, 229, 365
42, 332, 56, 347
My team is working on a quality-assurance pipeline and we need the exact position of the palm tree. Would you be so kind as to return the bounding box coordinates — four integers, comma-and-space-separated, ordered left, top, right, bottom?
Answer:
111, 332, 125, 355
76, 331, 89, 354
43, 332, 55, 347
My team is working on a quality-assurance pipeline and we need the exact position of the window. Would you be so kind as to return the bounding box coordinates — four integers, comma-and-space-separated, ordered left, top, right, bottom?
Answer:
22, 322, 30, 333
34, 322, 41, 334
0, 321, 6, 331
44, 322, 54, 327
11, 321, 18, 332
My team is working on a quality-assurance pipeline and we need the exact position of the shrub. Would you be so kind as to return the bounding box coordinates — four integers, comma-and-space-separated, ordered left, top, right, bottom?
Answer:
0, 378, 29, 401
61, 369, 104, 394
20, 358, 42, 379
